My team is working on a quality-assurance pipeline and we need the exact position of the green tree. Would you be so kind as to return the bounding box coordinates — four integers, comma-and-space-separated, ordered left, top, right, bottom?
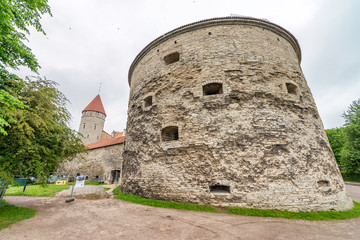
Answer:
341, 99, 360, 175
0, 80, 24, 135
0, 1, 83, 183
0, 0, 51, 135
325, 127, 345, 165
0, 76, 85, 182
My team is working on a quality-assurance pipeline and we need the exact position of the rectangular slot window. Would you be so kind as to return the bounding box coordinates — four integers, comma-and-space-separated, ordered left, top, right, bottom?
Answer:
161, 126, 179, 141
286, 83, 297, 95
164, 52, 179, 65
210, 185, 230, 195
144, 96, 153, 108
210, 185, 230, 196
317, 180, 330, 187
203, 83, 223, 96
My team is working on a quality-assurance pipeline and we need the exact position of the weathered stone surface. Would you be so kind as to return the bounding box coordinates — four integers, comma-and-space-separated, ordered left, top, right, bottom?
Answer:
59, 143, 123, 183
122, 17, 353, 212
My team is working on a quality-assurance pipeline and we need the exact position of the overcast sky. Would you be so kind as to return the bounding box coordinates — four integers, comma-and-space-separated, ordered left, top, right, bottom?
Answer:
17, 0, 360, 133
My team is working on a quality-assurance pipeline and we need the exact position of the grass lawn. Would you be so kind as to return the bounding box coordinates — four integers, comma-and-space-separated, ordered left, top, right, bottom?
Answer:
0, 201, 36, 231
226, 201, 360, 220
5, 184, 70, 197
113, 190, 217, 212
113, 187, 360, 221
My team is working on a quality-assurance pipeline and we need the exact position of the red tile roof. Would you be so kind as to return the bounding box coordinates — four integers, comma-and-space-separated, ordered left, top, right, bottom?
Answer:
86, 136, 125, 149
82, 95, 106, 116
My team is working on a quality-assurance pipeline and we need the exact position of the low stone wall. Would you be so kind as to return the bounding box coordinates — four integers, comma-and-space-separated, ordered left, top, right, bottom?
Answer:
59, 143, 123, 183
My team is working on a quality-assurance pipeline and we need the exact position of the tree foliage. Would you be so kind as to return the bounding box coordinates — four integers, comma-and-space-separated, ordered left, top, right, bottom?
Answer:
341, 99, 360, 174
0, 76, 85, 182
325, 127, 345, 165
0, 0, 51, 135
0, 1, 85, 183
0, 85, 24, 135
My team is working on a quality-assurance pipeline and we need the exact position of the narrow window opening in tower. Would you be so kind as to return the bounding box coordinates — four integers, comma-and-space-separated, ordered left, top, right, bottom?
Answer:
94, 124, 97, 130
210, 185, 230, 195
286, 83, 297, 95
163, 52, 179, 64
87, 134, 89, 138
83, 123, 86, 129
161, 126, 179, 141
317, 180, 330, 187
203, 83, 223, 96
144, 96, 153, 108
96, 112, 99, 116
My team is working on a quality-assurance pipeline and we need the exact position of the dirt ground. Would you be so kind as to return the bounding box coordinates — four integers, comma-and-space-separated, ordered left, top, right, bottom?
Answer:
1, 184, 360, 240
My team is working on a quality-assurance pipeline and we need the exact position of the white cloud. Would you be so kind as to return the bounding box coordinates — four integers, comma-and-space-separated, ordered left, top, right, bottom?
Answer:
16, 0, 360, 132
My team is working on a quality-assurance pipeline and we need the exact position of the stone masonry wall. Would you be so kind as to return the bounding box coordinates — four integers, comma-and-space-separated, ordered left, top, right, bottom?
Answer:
122, 17, 353, 212
59, 143, 123, 183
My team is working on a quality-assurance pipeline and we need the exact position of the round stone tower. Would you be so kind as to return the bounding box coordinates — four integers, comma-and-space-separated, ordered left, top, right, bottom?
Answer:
122, 17, 353, 212
78, 95, 106, 145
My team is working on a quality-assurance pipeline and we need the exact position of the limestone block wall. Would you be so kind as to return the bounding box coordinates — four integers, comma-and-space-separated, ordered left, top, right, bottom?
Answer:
78, 111, 106, 145
121, 17, 353, 212
59, 143, 123, 182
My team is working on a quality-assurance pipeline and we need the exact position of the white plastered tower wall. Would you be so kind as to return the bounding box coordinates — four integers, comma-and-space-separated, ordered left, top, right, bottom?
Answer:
78, 95, 107, 145
78, 111, 106, 145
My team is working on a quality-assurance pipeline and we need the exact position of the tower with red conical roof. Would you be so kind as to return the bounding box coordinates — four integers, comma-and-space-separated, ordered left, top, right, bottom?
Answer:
78, 95, 106, 145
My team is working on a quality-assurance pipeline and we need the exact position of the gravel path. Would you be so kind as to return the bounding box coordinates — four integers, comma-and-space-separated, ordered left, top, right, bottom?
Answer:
1, 184, 359, 240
